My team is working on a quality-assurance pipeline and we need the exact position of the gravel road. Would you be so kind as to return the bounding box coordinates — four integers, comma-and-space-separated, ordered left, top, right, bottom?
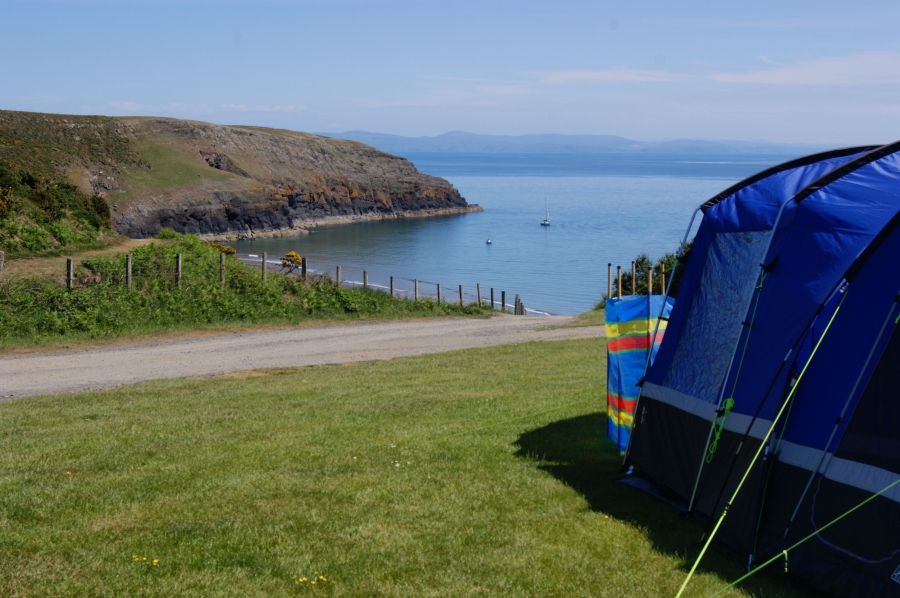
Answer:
0, 316, 605, 399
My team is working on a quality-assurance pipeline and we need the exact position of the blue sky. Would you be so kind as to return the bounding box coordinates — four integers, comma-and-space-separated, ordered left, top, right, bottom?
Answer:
2, 0, 898, 143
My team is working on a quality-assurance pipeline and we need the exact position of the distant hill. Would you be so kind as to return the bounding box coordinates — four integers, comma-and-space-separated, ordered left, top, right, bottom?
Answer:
322, 131, 830, 155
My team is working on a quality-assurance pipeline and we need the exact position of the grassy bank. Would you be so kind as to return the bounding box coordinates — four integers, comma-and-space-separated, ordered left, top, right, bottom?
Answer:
0, 338, 814, 597
0, 231, 486, 349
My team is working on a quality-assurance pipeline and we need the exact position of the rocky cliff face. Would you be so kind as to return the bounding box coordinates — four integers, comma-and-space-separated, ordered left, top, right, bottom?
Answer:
0, 110, 478, 240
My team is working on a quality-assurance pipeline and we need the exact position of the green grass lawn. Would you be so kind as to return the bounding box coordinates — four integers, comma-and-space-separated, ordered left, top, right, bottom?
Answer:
0, 338, 816, 597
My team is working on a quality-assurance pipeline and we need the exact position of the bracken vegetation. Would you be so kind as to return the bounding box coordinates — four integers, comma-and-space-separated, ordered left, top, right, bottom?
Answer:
0, 159, 112, 256
0, 231, 487, 348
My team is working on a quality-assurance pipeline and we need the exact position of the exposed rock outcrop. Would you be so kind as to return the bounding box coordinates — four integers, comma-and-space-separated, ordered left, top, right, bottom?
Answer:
112, 118, 479, 239
0, 110, 480, 240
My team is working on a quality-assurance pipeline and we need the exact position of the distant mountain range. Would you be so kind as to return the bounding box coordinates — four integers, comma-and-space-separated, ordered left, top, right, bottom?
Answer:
322, 131, 830, 155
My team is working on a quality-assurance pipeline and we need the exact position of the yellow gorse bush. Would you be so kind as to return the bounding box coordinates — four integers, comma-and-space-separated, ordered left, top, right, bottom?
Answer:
281, 251, 303, 274
205, 241, 237, 255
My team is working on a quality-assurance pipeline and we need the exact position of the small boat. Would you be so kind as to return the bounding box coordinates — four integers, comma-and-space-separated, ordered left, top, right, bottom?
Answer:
540, 200, 550, 226
486, 236, 492, 245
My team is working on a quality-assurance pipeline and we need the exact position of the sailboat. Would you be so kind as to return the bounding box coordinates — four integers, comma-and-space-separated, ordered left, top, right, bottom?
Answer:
486, 231, 492, 245
540, 200, 550, 226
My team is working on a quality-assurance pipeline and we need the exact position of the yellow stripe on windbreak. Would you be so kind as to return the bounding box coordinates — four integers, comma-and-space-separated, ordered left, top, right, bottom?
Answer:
606, 405, 634, 428
607, 317, 668, 339
607, 320, 648, 338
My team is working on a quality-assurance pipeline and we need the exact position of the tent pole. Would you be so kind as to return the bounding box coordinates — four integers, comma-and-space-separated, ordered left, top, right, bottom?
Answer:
639, 207, 700, 379
686, 339, 742, 510
685, 195, 795, 512
781, 291, 900, 538
624, 208, 701, 464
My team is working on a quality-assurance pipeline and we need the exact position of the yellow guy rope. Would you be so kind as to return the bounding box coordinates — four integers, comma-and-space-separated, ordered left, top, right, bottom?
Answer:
674, 290, 847, 598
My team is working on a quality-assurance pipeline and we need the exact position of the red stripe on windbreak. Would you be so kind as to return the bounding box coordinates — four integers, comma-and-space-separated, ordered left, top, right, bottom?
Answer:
608, 332, 666, 353
607, 394, 637, 413
608, 336, 651, 352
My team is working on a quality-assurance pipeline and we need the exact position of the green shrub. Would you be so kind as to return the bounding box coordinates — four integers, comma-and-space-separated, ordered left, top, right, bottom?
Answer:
155, 228, 180, 240
0, 158, 111, 255
597, 241, 693, 309
1, 231, 488, 346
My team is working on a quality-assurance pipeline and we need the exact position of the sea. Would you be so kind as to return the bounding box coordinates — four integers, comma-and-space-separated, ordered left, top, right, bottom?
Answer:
231, 152, 796, 315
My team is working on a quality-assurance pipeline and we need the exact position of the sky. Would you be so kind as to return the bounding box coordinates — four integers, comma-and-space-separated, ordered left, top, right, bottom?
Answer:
1, 0, 899, 144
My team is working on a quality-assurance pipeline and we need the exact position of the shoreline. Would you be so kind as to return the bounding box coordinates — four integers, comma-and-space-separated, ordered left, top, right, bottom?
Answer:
197, 205, 483, 243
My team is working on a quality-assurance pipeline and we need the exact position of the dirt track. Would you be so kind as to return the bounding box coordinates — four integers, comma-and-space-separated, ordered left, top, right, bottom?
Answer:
0, 316, 605, 399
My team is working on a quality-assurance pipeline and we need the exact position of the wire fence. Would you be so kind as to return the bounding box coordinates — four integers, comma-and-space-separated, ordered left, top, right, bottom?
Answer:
286, 260, 534, 315
24, 249, 533, 315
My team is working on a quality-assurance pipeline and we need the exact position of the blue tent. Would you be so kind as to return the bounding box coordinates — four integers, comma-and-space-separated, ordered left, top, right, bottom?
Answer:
625, 142, 900, 596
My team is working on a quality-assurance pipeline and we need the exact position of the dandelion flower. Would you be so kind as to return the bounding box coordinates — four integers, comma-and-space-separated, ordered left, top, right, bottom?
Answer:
132, 555, 138, 561
153, 559, 159, 565
311, 581, 316, 585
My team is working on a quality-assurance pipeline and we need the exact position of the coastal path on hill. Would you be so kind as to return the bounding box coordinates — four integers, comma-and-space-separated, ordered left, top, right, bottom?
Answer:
0, 315, 605, 400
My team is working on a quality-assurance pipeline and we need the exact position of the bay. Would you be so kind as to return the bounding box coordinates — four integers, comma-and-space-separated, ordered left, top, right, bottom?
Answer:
231, 152, 797, 315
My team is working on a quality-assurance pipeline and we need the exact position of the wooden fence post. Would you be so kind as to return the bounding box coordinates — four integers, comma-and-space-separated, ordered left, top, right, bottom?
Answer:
476, 283, 482, 306
501, 291, 506, 312
301, 257, 307, 280
414, 279, 418, 301
491, 287, 495, 309
607, 263, 612, 299
648, 268, 654, 296
261, 252, 267, 283
335, 265, 340, 286
631, 261, 636, 295
176, 254, 182, 286
66, 258, 73, 290
515, 294, 521, 315
661, 264, 666, 295
437, 283, 441, 304
220, 253, 225, 288
617, 266, 622, 299
390, 276, 394, 297
126, 254, 132, 290
459, 284, 464, 306
363, 270, 368, 289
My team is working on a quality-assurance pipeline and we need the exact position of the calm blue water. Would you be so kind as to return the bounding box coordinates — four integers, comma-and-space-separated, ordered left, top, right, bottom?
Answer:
232, 153, 795, 315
